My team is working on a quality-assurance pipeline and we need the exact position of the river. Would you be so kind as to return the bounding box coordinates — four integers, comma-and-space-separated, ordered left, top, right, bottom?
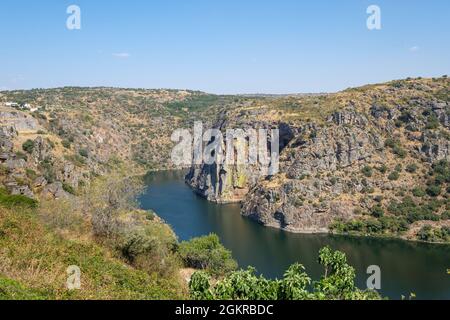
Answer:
139, 170, 450, 300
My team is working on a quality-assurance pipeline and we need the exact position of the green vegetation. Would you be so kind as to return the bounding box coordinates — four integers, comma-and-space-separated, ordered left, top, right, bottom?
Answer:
189, 247, 381, 300
330, 216, 408, 236
425, 114, 440, 130
406, 164, 418, 173
78, 149, 89, 158
0, 276, 51, 300
370, 205, 384, 218
412, 187, 426, 197
62, 183, 76, 195
361, 165, 373, 178
61, 139, 71, 149
179, 234, 238, 276
0, 207, 182, 300
388, 171, 400, 181
164, 94, 223, 116
417, 225, 450, 243
0, 188, 38, 209
384, 138, 407, 158
0, 170, 187, 300
377, 164, 388, 174
22, 139, 34, 154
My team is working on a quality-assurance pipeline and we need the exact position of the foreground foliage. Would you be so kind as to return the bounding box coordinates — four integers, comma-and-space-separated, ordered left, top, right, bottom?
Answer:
189, 247, 381, 300
179, 234, 238, 276
0, 207, 184, 300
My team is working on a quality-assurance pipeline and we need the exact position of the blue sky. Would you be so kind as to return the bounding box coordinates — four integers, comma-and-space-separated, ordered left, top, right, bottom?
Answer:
0, 0, 449, 93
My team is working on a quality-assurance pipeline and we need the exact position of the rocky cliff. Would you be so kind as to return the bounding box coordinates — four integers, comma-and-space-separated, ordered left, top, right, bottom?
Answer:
186, 77, 450, 240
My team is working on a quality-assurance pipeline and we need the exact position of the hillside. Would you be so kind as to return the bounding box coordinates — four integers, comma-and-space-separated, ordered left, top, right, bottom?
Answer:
186, 77, 450, 243
1, 77, 447, 300
0, 88, 243, 199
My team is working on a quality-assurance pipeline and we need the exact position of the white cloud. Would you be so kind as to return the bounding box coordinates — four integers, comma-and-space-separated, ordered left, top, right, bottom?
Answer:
409, 46, 420, 52
112, 52, 131, 58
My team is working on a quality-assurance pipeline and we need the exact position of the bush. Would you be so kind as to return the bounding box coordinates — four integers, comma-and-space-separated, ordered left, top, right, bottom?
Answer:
78, 149, 89, 158
61, 139, 71, 149
385, 139, 407, 158
417, 225, 449, 242
361, 166, 373, 178
426, 185, 441, 197
417, 225, 433, 241
0, 207, 183, 299
370, 206, 384, 218
377, 164, 388, 174
388, 171, 400, 181
412, 187, 426, 197
179, 234, 237, 276
62, 183, 76, 195
406, 164, 418, 173
442, 211, 450, 220
22, 139, 34, 154
425, 114, 440, 130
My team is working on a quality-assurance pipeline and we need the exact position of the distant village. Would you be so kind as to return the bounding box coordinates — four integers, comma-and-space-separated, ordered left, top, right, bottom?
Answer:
3, 101, 42, 112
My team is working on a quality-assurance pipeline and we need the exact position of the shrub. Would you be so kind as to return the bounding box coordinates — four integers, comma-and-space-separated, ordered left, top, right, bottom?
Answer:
426, 185, 441, 197
442, 211, 450, 220
406, 164, 418, 173
179, 234, 237, 276
388, 171, 400, 181
412, 187, 426, 197
377, 164, 388, 174
417, 225, 433, 241
361, 166, 373, 177
370, 206, 384, 218
385, 138, 406, 158
61, 139, 71, 149
425, 114, 440, 130
78, 149, 89, 158
62, 183, 76, 195
393, 145, 407, 158
22, 139, 34, 154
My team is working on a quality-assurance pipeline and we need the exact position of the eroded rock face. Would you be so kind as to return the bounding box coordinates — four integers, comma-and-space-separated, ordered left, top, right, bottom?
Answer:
0, 111, 40, 132
242, 180, 355, 233
187, 93, 450, 234
42, 182, 69, 199
284, 123, 382, 179
185, 120, 295, 203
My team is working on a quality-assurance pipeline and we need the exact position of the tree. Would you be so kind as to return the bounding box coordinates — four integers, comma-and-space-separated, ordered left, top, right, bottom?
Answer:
179, 234, 237, 276
85, 170, 144, 237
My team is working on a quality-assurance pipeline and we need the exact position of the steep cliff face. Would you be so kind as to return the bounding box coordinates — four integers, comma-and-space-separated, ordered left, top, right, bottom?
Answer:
185, 112, 296, 203
186, 78, 450, 236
